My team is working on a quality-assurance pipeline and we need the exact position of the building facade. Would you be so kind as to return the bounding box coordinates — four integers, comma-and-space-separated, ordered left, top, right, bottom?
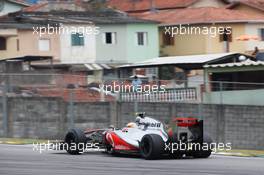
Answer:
0, 12, 159, 65
131, 6, 264, 56
159, 23, 264, 56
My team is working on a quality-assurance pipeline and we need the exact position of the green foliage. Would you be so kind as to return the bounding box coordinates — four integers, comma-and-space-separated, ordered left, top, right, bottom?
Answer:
159, 66, 175, 80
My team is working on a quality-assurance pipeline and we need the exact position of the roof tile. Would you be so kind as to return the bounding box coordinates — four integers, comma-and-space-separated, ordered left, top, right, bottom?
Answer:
131, 7, 264, 25
233, 0, 264, 12
107, 0, 198, 12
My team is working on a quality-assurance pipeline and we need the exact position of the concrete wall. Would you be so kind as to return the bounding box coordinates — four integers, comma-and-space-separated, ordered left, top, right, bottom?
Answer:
118, 102, 264, 150
0, 98, 264, 150
0, 97, 111, 139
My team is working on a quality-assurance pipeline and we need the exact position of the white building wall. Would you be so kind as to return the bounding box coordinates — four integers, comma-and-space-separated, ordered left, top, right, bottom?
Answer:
59, 24, 97, 63
245, 24, 264, 51
95, 24, 127, 64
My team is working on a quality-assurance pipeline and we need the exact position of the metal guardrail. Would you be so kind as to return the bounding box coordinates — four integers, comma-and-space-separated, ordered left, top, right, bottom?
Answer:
120, 88, 197, 102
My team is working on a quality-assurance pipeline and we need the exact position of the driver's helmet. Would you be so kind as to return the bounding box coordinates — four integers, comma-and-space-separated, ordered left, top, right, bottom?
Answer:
126, 122, 137, 128
136, 112, 146, 118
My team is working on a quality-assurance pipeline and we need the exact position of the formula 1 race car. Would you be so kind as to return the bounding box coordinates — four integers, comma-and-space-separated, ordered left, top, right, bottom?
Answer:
64, 113, 213, 160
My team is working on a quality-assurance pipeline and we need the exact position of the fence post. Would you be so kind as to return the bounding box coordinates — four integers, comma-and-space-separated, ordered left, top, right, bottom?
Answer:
67, 87, 75, 129
221, 82, 226, 143
134, 100, 138, 114
100, 81, 105, 102
219, 82, 223, 105
2, 77, 8, 137
217, 82, 226, 144
110, 101, 118, 127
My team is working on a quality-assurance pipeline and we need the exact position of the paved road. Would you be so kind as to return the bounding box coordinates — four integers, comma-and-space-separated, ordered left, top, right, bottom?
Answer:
0, 144, 264, 175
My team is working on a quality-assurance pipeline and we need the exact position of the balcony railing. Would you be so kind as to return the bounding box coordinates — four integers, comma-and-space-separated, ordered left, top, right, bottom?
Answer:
120, 88, 197, 102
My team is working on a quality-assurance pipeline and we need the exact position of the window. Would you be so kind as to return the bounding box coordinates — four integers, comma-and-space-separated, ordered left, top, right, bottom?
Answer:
87, 71, 94, 76
220, 28, 232, 42
136, 32, 147, 46
163, 33, 174, 46
71, 33, 84, 46
103, 32, 116, 44
260, 28, 264, 41
38, 39, 50, 51
0, 37, 7, 50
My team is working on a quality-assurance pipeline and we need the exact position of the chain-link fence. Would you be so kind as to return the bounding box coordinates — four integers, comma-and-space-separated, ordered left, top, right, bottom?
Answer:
0, 73, 264, 149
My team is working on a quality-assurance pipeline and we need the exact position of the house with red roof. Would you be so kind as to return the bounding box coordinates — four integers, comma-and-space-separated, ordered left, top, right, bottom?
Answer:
227, 0, 264, 15
0, 1, 159, 86
106, 0, 264, 56
132, 6, 264, 56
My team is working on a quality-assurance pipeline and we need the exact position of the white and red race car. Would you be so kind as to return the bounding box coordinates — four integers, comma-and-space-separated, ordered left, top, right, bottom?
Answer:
64, 113, 212, 160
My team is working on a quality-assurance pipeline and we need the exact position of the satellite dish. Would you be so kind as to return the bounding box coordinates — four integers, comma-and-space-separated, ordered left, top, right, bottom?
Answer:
0, 1, 4, 12
238, 55, 247, 62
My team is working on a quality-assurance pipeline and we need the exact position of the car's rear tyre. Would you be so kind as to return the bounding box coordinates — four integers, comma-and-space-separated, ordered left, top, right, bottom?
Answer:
192, 134, 212, 158
64, 128, 86, 155
193, 150, 211, 158
170, 152, 183, 159
140, 134, 165, 160
168, 133, 183, 159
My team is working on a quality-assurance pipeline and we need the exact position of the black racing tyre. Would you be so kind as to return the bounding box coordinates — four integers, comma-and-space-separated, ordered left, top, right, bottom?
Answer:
171, 151, 183, 159
140, 134, 165, 160
193, 150, 211, 158
64, 128, 86, 155
192, 134, 212, 158
168, 133, 183, 159
105, 144, 115, 154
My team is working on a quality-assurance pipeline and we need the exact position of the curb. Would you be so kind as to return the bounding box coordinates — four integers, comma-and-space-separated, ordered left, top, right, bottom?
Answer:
214, 152, 248, 157
214, 152, 264, 158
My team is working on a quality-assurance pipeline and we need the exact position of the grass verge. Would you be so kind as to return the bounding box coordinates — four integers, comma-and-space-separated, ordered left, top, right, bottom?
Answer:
0, 138, 50, 145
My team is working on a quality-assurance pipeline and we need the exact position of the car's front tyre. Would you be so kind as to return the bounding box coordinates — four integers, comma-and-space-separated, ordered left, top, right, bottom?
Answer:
64, 128, 86, 155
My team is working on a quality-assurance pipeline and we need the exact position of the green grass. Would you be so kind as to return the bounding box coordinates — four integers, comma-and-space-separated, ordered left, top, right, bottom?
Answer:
0, 138, 50, 145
